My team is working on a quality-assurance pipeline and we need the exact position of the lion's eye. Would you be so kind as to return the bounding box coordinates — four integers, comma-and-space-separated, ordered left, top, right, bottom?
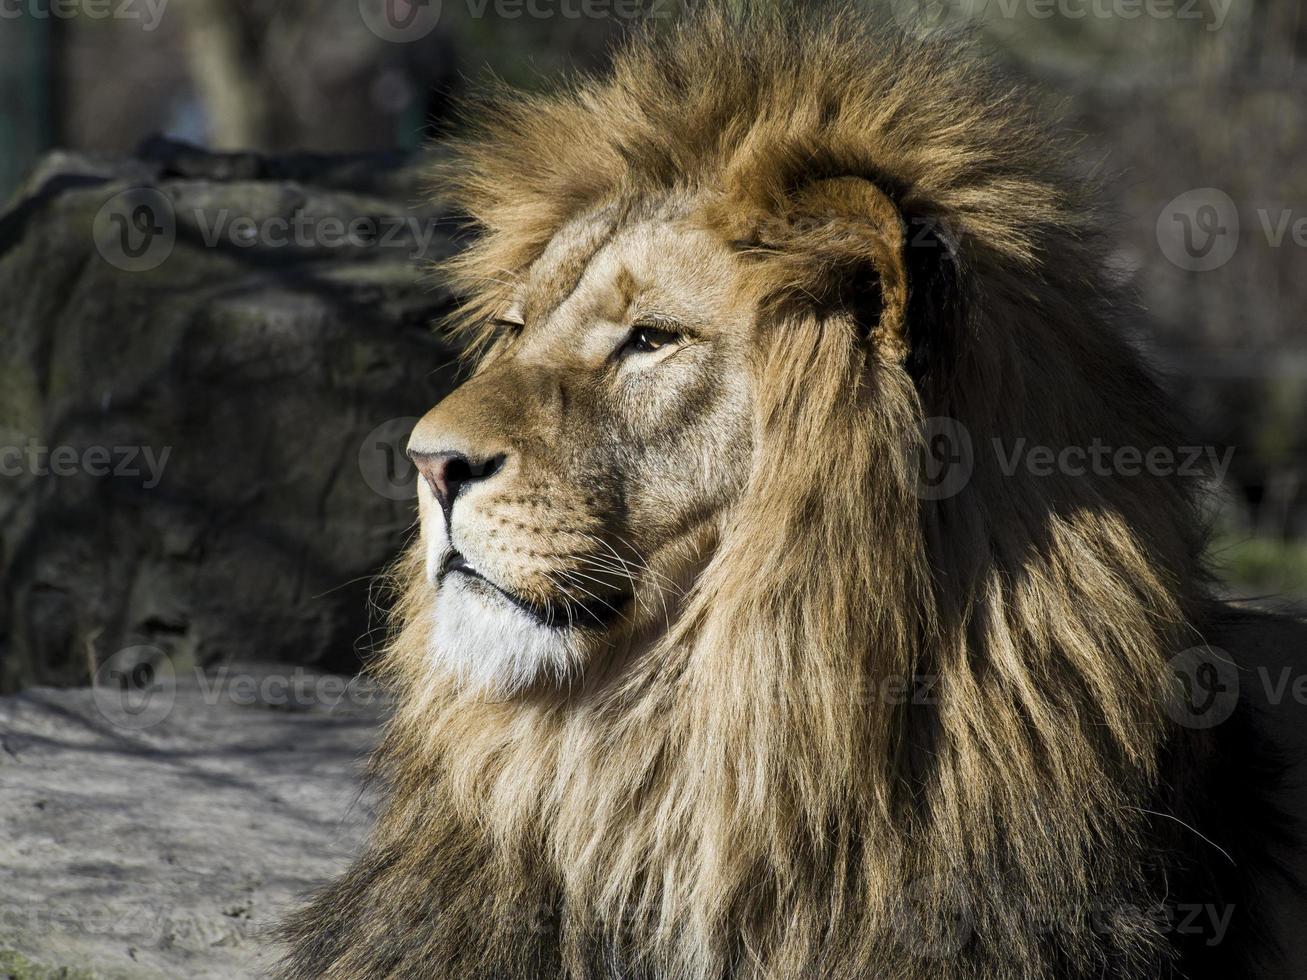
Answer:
620, 325, 681, 357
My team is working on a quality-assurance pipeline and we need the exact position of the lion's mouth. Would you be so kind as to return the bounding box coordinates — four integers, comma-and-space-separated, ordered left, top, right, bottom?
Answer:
439, 550, 630, 630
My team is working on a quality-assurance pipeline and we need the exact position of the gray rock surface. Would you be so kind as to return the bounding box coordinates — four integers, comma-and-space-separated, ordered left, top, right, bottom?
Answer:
0, 139, 460, 693
0, 663, 383, 979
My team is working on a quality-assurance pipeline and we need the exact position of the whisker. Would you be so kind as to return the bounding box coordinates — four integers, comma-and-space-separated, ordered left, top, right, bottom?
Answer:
574, 542, 674, 628
559, 570, 628, 618
550, 580, 577, 630
599, 533, 681, 626
555, 576, 615, 626
601, 532, 687, 598
569, 552, 652, 618
583, 535, 652, 590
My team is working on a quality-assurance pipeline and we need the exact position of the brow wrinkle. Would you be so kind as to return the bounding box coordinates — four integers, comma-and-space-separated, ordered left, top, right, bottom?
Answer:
525, 210, 621, 327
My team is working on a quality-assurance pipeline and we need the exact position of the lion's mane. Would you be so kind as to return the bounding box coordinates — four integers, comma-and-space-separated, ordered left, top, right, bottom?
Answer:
280, 7, 1231, 979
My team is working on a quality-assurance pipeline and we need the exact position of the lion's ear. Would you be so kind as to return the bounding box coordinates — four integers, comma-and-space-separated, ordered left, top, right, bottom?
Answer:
799, 176, 908, 358
727, 175, 910, 361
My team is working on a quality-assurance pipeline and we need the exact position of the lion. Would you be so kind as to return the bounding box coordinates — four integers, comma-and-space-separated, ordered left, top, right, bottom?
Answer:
278, 6, 1307, 979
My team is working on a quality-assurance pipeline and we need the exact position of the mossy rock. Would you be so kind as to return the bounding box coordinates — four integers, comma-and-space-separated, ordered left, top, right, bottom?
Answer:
0, 139, 461, 692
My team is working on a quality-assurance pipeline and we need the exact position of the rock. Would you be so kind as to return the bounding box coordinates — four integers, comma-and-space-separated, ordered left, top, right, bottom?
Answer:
0, 663, 383, 979
0, 139, 459, 693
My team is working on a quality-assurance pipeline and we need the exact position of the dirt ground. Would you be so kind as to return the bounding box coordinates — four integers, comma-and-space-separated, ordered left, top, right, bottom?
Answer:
0, 664, 384, 979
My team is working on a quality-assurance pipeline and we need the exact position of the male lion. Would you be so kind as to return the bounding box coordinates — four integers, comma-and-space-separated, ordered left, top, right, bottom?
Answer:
280, 6, 1307, 979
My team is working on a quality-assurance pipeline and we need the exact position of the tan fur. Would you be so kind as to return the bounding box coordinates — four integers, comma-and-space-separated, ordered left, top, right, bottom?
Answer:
279, 6, 1218, 978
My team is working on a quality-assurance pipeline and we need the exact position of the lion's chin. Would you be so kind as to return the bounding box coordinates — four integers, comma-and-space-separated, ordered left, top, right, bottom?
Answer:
430, 574, 592, 696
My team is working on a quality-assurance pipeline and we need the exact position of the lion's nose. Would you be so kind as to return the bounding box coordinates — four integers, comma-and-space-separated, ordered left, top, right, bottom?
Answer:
408, 450, 507, 510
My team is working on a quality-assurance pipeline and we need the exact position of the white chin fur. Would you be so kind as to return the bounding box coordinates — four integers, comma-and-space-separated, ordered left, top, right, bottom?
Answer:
430, 576, 586, 696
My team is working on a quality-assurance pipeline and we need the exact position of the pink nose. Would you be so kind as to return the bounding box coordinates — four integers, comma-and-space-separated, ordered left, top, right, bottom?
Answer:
407, 450, 506, 510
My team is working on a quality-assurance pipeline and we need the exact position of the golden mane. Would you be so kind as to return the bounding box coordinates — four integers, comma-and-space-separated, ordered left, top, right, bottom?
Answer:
280, 6, 1219, 978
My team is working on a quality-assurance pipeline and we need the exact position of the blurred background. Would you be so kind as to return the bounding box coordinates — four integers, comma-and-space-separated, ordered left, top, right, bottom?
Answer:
1, 0, 1305, 683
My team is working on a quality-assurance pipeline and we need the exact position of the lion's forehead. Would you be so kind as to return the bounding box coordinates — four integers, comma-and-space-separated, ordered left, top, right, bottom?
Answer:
521, 209, 622, 326
516, 214, 742, 352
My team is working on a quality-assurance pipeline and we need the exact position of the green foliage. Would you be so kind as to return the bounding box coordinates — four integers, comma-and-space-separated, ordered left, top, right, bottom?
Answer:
0, 950, 100, 980
1212, 533, 1307, 596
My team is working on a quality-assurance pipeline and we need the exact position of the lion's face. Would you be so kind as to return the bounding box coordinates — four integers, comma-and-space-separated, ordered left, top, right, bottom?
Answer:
408, 208, 756, 693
